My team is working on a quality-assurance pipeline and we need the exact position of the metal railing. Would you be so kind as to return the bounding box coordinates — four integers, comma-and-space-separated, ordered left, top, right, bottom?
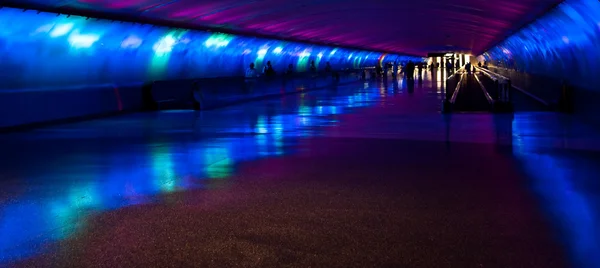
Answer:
473, 69, 494, 105
441, 67, 465, 113
486, 66, 554, 106
450, 70, 466, 104
476, 67, 498, 83
476, 67, 512, 103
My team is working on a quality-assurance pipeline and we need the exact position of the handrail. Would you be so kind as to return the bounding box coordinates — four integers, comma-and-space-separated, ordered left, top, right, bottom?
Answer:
475, 67, 498, 82
480, 67, 551, 106
446, 67, 465, 81
473, 72, 494, 104
477, 67, 509, 83
475, 67, 499, 80
151, 69, 363, 84
484, 66, 515, 81
450, 72, 465, 104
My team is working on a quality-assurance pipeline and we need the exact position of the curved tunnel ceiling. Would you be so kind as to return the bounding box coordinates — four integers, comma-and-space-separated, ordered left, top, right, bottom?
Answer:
3, 0, 563, 56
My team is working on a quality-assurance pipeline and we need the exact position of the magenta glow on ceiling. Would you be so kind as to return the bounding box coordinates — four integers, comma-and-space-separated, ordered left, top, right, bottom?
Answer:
5, 0, 563, 56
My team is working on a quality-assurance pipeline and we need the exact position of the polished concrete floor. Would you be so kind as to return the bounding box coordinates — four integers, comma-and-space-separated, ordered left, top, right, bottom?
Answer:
1, 72, 599, 267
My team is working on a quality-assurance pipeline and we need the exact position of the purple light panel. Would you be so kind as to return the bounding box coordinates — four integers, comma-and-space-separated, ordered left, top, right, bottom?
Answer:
6, 0, 563, 56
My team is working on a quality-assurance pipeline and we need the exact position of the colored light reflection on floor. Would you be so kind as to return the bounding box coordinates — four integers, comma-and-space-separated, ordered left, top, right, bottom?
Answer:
0, 80, 425, 263
0, 73, 506, 260
511, 114, 600, 268
49, 199, 82, 240
1, 73, 598, 267
203, 147, 233, 179
151, 145, 177, 193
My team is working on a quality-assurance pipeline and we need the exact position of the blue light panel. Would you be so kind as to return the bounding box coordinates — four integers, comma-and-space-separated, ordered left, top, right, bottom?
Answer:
481, 0, 600, 89
0, 8, 422, 90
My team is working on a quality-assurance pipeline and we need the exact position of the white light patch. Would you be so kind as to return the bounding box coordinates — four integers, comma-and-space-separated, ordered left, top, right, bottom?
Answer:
67, 31, 100, 48
50, 23, 74, 37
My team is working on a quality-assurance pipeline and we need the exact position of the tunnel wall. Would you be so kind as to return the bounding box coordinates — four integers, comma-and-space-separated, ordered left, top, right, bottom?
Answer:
481, 0, 600, 122
0, 7, 422, 128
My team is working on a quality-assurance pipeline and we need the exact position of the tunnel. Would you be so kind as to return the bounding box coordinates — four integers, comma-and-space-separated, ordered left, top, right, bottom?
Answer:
0, 0, 599, 267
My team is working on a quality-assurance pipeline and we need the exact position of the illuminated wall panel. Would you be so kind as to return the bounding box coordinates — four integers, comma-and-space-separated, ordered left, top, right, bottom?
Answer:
0, 8, 422, 90
481, 0, 600, 90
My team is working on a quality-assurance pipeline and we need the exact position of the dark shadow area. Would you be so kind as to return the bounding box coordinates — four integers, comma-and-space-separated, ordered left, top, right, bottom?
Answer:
475, 71, 549, 112
486, 66, 560, 105
511, 88, 551, 112
453, 75, 490, 112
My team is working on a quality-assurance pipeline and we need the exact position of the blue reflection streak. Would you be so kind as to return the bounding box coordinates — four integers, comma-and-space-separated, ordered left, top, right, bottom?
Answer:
482, 0, 600, 90
512, 115, 600, 268
0, 85, 388, 262
0, 7, 421, 90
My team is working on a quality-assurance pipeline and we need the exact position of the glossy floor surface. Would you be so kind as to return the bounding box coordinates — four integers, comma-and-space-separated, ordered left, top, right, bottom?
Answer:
1, 71, 599, 267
